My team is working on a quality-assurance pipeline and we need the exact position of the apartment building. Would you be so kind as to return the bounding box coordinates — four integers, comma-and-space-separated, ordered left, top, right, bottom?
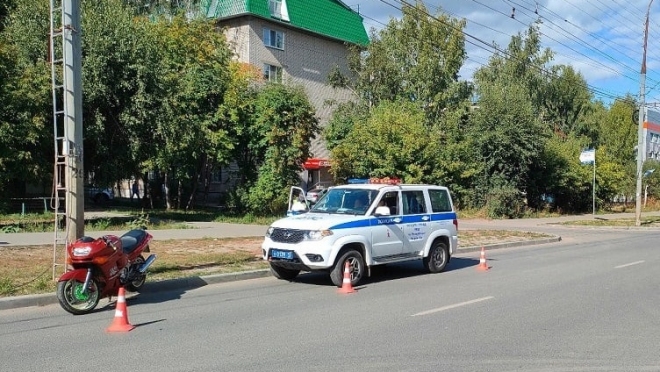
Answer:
201, 0, 369, 190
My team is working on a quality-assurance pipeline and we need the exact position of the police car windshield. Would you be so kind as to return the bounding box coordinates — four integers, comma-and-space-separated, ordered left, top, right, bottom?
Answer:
310, 188, 378, 215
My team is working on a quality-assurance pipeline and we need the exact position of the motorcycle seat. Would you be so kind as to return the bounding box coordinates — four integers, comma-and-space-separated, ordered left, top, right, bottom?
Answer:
120, 229, 148, 254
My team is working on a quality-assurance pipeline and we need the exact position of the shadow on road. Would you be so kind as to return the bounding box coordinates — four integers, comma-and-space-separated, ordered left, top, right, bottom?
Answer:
291, 257, 480, 288
87, 277, 209, 313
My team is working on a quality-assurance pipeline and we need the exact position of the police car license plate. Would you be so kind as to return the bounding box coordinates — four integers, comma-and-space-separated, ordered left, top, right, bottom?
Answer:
271, 249, 293, 260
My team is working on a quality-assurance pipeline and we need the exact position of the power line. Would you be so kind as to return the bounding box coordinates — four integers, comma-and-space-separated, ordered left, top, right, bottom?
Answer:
503, 0, 660, 89
377, 0, 628, 103
519, 0, 660, 63
521, 0, 660, 96
609, 0, 660, 30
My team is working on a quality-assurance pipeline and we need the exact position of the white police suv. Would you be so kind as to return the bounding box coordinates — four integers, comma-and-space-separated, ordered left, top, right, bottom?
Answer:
262, 179, 458, 287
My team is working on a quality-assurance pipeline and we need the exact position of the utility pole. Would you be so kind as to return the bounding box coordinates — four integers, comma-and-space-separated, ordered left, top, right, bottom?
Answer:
63, 0, 84, 242
636, 0, 653, 226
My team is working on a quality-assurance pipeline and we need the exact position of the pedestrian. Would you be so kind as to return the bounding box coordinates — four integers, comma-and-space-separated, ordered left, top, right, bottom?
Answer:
131, 180, 140, 202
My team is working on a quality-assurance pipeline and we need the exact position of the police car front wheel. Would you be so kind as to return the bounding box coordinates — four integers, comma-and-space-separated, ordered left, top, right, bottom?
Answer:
330, 250, 365, 288
423, 241, 449, 273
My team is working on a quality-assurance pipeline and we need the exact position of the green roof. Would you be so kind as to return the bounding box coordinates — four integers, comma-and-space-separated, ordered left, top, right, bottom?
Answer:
200, 0, 369, 45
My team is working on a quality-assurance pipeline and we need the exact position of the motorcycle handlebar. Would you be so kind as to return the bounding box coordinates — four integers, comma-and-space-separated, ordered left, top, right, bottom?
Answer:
102, 235, 118, 251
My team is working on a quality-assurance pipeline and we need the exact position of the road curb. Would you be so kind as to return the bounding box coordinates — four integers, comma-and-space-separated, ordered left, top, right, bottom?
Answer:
0, 236, 561, 311
457, 235, 562, 254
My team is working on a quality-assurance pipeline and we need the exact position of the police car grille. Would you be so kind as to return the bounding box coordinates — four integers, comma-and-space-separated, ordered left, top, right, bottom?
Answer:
270, 228, 305, 243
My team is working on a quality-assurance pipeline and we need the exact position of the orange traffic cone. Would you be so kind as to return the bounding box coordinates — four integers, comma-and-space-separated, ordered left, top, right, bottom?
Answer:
477, 247, 489, 271
337, 261, 356, 294
106, 287, 135, 332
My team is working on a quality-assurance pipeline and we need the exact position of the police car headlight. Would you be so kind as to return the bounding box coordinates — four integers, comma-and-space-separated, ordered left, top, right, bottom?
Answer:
305, 230, 333, 240
265, 226, 274, 238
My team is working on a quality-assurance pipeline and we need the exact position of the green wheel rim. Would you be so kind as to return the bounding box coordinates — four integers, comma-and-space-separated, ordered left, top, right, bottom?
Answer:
73, 283, 89, 302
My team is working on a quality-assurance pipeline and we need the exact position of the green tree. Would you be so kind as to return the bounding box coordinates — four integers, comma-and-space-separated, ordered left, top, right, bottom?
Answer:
473, 23, 552, 106
330, 101, 443, 184
245, 84, 319, 215
593, 146, 627, 209
469, 80, 547, 209
323, 101, 369, 151
144, 15, 232, 209
0, 0, 15, 32
2, 0, 164, 192
532, 134, 592, 212
432, 101, 481, 207
334, 1, 470, 122
222, 62, 260, 188
81, 0, 162, 187
0, 0, 52, 197
474, 23, 593, 137
540, 65, 593, 135
124, 0, 193, 16
599, 98, 637, 167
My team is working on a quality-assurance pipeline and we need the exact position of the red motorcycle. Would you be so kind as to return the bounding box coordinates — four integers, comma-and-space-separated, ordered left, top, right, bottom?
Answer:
56, 229, 156, 315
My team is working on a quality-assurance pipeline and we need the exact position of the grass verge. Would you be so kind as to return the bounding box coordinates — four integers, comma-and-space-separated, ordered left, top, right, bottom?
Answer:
557, 216, 660, 227
0, 230, 555, 298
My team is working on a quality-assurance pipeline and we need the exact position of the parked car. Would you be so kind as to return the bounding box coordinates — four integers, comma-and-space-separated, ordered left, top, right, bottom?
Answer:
263, 180, 458, 287
305, 188, 328, 204
85, 186, 114, 205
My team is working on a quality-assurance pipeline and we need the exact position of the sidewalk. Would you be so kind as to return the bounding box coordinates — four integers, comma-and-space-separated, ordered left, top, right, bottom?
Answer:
4, 210, 657, 246
0, 222, 269, 246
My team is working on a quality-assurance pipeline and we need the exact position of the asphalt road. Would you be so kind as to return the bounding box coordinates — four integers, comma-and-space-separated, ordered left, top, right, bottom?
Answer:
2, 228, 659, 371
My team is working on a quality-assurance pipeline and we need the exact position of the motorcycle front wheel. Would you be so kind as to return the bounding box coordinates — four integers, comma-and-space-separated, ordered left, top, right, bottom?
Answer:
56, 278, 100, 315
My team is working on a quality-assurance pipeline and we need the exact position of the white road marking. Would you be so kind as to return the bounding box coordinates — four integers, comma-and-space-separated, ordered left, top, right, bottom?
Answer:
411, 296, 494, 317
615, 260, 645, 269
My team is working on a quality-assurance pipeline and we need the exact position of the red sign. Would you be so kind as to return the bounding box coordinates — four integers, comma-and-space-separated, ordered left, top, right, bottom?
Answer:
303, 158, 331, 170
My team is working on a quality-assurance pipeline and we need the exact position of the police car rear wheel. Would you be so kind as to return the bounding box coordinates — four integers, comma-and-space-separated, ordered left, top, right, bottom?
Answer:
423, 241, 449, 273
270, 264, 300, 281
330, 250, 364, 287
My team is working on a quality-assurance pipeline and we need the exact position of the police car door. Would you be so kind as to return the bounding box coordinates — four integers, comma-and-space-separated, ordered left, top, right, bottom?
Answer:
370, 191, 404, 260
287, 186, 309, 216
401, 189, 431, 255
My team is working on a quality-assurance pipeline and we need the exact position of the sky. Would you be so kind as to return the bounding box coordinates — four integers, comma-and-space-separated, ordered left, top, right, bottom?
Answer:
347, 0, 660, 106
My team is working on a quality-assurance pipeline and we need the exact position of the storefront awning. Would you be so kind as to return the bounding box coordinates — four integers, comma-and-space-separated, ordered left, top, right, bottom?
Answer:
303, 158, 331, 170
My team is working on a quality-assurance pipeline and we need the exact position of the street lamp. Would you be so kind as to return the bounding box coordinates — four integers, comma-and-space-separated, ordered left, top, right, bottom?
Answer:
636, 0, 654, 226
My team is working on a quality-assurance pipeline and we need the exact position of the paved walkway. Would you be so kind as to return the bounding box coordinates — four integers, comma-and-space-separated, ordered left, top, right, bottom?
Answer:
2, 210, 659, 246
0, 222, 268, 246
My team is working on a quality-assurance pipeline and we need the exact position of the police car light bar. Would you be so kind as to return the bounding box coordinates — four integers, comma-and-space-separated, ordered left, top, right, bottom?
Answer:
368, 177, 401, 185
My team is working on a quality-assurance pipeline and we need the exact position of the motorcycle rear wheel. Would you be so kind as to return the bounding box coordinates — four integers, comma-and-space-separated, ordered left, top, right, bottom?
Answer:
125, 255, 147, 292
56, 278, 100, 315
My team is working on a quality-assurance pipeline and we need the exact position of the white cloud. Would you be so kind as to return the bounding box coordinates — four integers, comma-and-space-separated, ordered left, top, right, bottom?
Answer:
352, 0, 660, 103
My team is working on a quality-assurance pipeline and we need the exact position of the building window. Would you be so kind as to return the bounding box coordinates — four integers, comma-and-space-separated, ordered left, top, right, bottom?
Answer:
268, 0, 290, 21
211, 168, 222, 183
263, 28, 284, 49
263, 64, 282, 82
269, 0, 282, 17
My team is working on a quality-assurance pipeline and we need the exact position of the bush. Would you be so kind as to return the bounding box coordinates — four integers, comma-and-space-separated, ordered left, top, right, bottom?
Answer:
486, 186, 525, 219
126, 214, 150, 230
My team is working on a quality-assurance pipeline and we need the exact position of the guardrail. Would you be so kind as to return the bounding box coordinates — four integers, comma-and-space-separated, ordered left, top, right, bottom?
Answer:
7, 197, 64, 215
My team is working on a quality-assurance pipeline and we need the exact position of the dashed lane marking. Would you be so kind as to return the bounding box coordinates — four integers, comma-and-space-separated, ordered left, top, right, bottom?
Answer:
615, 260, 645, 269
411, 296, 494, 317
